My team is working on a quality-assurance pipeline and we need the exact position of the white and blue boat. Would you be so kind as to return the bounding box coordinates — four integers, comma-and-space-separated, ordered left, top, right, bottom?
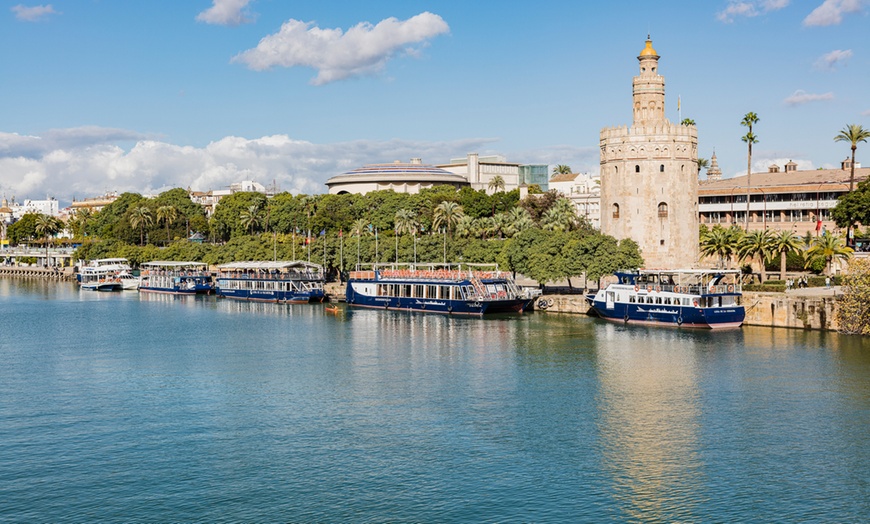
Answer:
215, 261, 325, 303
586, 269, 745, 329
138, 261, 214, 295
345, 263, 538, 315
77, 258, 137, 291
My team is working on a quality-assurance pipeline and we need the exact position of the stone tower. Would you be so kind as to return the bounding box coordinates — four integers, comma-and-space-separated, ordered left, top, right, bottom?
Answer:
599, 37, 699, 269
706, 152, 722, 182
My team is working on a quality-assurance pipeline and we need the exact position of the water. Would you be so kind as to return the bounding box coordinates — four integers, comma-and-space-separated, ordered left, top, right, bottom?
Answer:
0, 279, 867, 522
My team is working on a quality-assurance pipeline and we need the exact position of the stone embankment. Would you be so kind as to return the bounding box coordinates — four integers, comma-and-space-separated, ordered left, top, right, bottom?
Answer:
536, 289, 841, 332
0, 266, 76, 281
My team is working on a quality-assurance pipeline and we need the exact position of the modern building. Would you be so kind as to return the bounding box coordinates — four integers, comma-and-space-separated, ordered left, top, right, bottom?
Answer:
698, 158, 869, 236
189, 180, 275, 216
438, 153, 548, 193
549, 172, 601, 229
325, 159, 469, 195
599, 37, 699, 269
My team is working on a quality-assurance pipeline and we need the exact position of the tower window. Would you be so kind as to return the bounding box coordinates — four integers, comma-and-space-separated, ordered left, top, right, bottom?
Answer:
635, 165, 640, 173
658, 202, 669, 218
612, 203, 620, 219
660, 164, 665, 172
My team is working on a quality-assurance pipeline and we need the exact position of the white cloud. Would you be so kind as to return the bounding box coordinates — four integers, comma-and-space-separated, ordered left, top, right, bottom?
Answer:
232, 12, 450, 85
814, 49, 853, 70
861, 109, 870, 116
803, 0, 866, 26
783, 90, 835, 106
0, 127, 497, 203
11, 4, 58, 22
716, 0, 789, 22
196, 0, 254, 26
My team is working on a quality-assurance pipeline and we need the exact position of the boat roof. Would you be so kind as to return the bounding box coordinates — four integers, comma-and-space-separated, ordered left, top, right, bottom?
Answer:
626, 269, 741, 275
141, 261, 207, 268
91, 258, 129, 264
217, 260, 323, 271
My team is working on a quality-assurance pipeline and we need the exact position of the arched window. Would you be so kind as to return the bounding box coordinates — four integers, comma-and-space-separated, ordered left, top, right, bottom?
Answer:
660, 164, 665, 172
635, 165, 640, 173
658, 202, 668, 218
612, 203, 620, 219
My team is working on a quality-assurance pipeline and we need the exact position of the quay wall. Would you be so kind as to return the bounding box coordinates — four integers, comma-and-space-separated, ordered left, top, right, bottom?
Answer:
0, 266, 76, 281
537, 291, 840, 332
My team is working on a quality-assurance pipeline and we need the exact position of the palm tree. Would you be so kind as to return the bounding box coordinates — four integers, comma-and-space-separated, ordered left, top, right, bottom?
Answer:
506, 207, 534, 237
239, 205, 260, 235
738, 229, 774, 282
351, 218, 370, 267
806, 234, 853, 276
552, 164, 572, 176
770, 230, 802, 281
681, 118, 696, 126
541, 198, 578, 232
156, 205, 177, 244
394, 208, 418, 261
487, 175, 505, 194
696, 157, 709, 176
129, 206, 153, 246
34, 213, 61, 266
741, 112, 760, 230
455, 215, 476, 239
432, 201, 465, 236
834, 124, 870, 192
700, 226, 742, 269
68, 208, 92, 239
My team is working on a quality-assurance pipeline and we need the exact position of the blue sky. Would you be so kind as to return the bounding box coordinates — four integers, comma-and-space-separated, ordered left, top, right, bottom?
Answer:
1, 0, 868, 205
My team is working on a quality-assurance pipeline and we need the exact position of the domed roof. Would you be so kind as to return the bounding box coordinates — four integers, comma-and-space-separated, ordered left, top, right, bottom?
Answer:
340, 160, 460, 179
639, 37, 658, 57
325, 159, 469, 194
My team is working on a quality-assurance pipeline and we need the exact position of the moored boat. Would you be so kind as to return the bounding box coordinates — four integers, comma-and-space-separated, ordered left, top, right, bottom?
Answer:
586, 269, 745, 329
345, 263, 538, 315
215, 261, 325, 303
77, 258, 138, 291
138, 261, 214, 295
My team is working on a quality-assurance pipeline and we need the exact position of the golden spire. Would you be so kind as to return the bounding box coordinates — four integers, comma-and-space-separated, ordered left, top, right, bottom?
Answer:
639, 35, 658, 57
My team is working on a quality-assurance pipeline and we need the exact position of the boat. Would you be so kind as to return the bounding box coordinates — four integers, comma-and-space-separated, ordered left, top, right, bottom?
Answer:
77, 258, 138, 291
345, 263, 539, 315
214, 261, 326, 303
324, 304, 341, 314
585, 269, 745, 329
138, 261, 214, 295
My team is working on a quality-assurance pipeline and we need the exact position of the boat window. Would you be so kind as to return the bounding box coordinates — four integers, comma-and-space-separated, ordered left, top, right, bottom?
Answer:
414, 285, 424, 298
629, 295, 635, 303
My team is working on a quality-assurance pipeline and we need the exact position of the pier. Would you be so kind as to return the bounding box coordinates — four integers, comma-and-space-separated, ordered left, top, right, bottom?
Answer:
0, 266, 76, 281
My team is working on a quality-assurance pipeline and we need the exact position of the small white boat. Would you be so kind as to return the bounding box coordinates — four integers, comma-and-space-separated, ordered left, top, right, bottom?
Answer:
77, 258, 140, 291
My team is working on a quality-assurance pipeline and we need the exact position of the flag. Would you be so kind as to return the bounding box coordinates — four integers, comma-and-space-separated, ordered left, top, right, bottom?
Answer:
815, 219, 822, 232
339, 229, 343, 237
320, 229, 326, 236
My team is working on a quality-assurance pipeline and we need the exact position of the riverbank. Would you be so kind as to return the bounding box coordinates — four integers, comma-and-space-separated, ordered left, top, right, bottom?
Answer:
0, 266, 76, 281
536, 288, 843, 332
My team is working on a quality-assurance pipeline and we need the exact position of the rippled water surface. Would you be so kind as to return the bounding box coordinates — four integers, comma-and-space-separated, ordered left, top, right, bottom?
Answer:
1, 280, 868, 522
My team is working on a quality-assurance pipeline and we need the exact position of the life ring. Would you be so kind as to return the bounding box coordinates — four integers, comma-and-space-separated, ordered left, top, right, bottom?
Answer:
537, 299, 549, 310
624, 312, 629, 322
693, 299, 699, 307
647, 286, 652, 292
655, 286, 661, 293
674, 285, 681, 293
634, 285, 638, 292
727, 284, 735, 292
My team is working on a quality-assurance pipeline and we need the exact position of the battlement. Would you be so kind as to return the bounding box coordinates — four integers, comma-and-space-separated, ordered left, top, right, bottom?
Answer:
600, 122, 697, 140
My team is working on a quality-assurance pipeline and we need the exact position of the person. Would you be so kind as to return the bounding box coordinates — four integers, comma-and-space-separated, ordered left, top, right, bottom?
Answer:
825, 276, 831, 289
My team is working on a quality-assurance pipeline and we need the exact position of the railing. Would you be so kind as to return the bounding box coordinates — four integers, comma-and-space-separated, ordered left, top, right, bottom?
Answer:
631, 283, 742, 295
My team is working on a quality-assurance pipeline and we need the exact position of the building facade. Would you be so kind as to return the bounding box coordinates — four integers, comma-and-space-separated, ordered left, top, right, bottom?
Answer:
438, 153, 549, 193
549, 172, 601, 229
599, 37, 699, 268
325, 159, 469, 196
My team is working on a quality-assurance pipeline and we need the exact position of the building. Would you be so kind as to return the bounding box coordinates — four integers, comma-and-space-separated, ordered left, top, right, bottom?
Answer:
705, 152, 722, 182
325, 159, 469, 195
549, 172, 601, 229
9, 197, 60, 219
698, 158, 869, 236
70, 192, 120, 215
189, 180, 275, 216
599, 37, 699, 268
438, 153, 549, 193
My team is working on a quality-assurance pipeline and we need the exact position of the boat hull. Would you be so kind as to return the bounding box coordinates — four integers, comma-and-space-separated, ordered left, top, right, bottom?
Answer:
587, 297, 744, 329
216, 287, 325, 303
346, 282, 531, 315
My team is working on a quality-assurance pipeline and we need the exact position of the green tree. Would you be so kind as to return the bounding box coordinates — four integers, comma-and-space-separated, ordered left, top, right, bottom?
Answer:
156, 205, 178, 244
6, 213, 39, 245
394, 208, 419, 261
696, 157, 709, 176
129, 206, 153, 246
700, 225, 742, 269
836, 257, 870, 335
770, 230, 802, 280
737, 229, 774, 282
210, 192, 268, 241
833, 178, 870, 228
741, 112, 759, 230
541, 198, 578, 232
487, 175, 505, 194
805, 233, 853, 276
34, 213, 62, 265
681, 118, 696, 126
834, 124, 870, 192
552, 165, 572, 176
433, 201, 465, 236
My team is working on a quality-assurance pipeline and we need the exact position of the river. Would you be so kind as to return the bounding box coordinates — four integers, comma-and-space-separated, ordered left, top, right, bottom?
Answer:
0, 279, 867, 522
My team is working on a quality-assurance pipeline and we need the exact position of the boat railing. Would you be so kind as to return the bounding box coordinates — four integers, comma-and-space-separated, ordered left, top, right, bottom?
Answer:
633, 283, 741, 295
373, 269, 507, 281
218, 270, 323, 280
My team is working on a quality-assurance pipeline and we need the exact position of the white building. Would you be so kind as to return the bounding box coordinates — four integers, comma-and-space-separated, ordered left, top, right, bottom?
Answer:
11, 198, 60, 219
549, 172, 601, 229
190, 180, 273, 216
437, 153, 549, 193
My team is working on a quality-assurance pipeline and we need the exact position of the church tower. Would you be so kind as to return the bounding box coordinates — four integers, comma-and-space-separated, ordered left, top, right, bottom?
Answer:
706, 152, 722, 182
599, 37, 699, 268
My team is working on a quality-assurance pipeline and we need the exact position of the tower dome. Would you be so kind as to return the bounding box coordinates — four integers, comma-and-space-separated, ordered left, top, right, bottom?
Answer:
639, 36, 658, 57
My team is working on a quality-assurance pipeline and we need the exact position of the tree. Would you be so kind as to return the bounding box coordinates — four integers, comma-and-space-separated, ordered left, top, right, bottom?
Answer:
834, 124, 870, 192
552, 165, 572, 176
487, 175, 505, 194
738, 229, 773, 282
541, 198, 578, 232
34, 213, 61, 265
156, 205, 178, 244
129, 206, 153, 246
394, 208, 418, 261
681, 118, 696, 126
700, 225, 742, 269
696, 157, 709, 176
770, 230, 802, 281
805, 233, 853, 276
504, 207, 534, 237
836, 257, 870, 335
833, 178, 870, 228
239, 205, 260, 235
741, 112, 759, 230
432, 201, 465, 236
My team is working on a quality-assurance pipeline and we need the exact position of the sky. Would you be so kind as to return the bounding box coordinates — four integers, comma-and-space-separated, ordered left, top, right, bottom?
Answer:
1, 0, 868, 206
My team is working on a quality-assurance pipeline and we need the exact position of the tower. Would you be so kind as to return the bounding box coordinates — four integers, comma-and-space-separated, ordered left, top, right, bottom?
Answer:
599, 37, 699, 268
706, 152, 722, 182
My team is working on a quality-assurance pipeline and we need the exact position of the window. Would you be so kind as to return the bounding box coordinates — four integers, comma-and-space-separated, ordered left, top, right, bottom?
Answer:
660, 164, 665, 172
635, 165, 640, 173
658, 202, 668, 218
612, 203, 620, 219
